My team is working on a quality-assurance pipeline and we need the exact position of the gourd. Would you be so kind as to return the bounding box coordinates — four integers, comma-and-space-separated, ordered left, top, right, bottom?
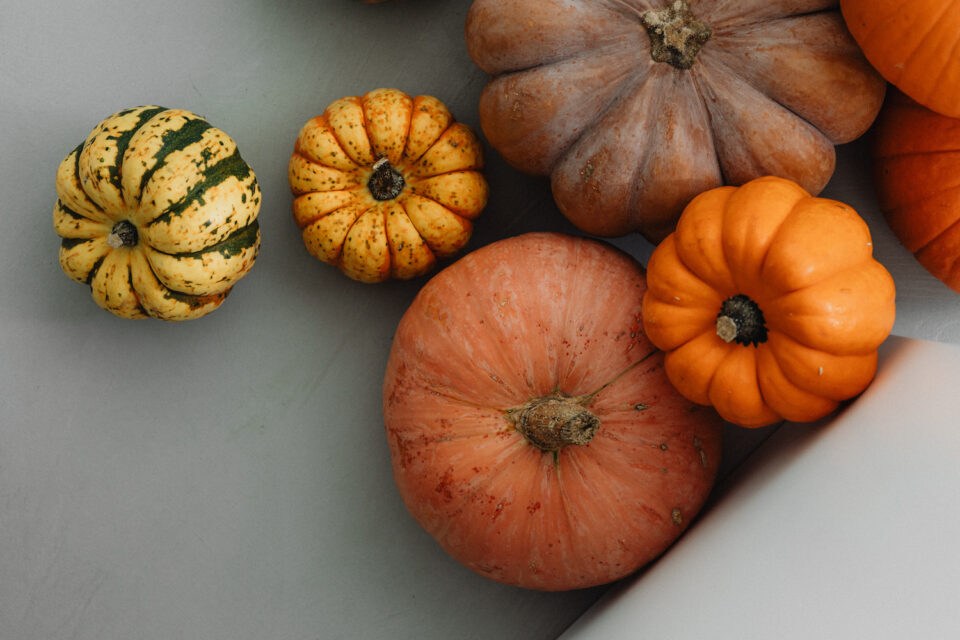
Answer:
465, 0, 886, 243
382, 232, 723, 591
641, 176, 896, 428
54, 106, 261, 321
841, 0, 960, 118
288, 88, 488, 283
873, 89, 960, 293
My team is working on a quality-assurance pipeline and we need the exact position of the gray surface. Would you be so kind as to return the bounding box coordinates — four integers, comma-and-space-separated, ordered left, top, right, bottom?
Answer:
2, 1, 960, 639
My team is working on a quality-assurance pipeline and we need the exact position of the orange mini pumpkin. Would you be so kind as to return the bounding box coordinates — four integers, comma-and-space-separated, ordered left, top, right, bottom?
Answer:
383, 232, 723, 590
874, 89, 960, 293
289, 88, 488, 283
641, 176, 896, 428
466, 0, 885, 242
841, 0, 960, 118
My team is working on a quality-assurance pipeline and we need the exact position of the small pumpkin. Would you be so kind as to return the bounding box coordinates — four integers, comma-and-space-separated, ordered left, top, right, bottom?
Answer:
840, 0, 960, 118
465, 0, 886, 243
54, 106, 261, 321
288, 88, 488, 283
383, 232, 723, 591
641, 176, 896, 428
873, 89, 960, 293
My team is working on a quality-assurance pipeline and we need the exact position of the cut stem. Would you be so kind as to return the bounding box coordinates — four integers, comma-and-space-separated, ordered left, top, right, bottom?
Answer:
716, 294, 768, 347
642, 0, 712, 70
106, 220, 139, 248
367, 157, 406, 201
510, 393, 600, 452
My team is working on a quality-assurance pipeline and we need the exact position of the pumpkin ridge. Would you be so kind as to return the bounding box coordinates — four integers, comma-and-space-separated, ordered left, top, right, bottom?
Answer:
125, 261, 150, 318
144, 148, 251, 228
84, 253, 107, 287
914, 214, 960, 263
709, 9, 838, 33
925, 22, 960, 98
132, 115, 215, 205
697, 46, 834, 150
897, 6, 955, 95
109, 105, 168, 193
398, 99, 426, 166
70, 143, 107, 217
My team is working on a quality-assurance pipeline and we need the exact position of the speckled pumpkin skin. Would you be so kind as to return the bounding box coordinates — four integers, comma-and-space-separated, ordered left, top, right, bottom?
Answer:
466, 0, 886, 243
382, 232, 723, 591
289, 88, 488, 283
54, 106, 261, 321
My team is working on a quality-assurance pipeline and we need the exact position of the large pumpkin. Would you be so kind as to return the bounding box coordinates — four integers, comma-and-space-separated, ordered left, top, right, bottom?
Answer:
382, 232, 723, 591
873, 89, 960, 293
641, 176, 896, 428
289, 88, 488, 283
54, 106, 261, 321
465, 0, 886, 243
841, 0, 960, 118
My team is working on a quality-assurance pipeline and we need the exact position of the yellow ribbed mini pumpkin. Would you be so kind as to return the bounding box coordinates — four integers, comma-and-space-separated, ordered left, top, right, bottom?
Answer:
288, 88, 488, 283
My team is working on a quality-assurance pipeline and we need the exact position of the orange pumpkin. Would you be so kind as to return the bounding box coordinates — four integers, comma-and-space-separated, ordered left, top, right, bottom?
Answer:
641, 176, 896, 428
288, 88, 488, 283
465, 0, 886, 243
873, 89, 960, 293
382, 232, 723, 591
841, 0, 960, 118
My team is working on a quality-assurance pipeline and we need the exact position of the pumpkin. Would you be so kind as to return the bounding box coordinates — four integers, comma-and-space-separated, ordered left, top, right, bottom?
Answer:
641, 176, 896, 428
54, 106, 261, 321
465, 0, 886, 243
382, 232, 724, 591
840, 0, 960, 118
288, 88, 488, 283
873, 89, 960, 293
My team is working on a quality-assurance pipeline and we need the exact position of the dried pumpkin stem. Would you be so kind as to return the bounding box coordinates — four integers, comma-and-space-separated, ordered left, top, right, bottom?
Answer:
642, 0, 712, 70
106, 220, 139, 248
717, 294, 768, 347
367, 157, 406, 201
510, 393, 599, 452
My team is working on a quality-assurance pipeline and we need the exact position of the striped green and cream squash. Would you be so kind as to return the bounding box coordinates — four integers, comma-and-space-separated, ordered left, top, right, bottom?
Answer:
54, 105, 261, 321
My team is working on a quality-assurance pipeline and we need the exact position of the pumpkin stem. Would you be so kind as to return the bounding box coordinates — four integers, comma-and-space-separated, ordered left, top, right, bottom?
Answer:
641, 0, 711, 70
106, 220, 139, 248
716, 294, 768, 347
367, 157, 406, 201
510, 393, 599, 452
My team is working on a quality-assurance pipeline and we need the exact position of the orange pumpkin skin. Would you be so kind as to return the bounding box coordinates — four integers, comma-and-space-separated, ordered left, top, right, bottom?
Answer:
382, 232, 723, 591
873, 90, 960, 293
465, 0, 886, 243
841, 0, 960, 118
641, 176, 896, 428
289, 88, 488, 283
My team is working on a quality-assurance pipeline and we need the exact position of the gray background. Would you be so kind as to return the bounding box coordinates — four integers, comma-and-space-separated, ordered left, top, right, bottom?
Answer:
2, 1, 959, 639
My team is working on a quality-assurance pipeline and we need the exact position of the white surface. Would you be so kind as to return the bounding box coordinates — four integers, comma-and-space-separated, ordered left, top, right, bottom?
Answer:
2, 1, 960, 639
562, 335, 960, 639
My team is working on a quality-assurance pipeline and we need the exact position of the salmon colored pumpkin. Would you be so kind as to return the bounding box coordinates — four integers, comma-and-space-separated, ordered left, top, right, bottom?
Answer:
465, 0, 886, 243
288, 88, 488, 283
641, 176, 896, 428
382, 232, 723, 591
873, 89, 960, 293
840, 0, 960, 118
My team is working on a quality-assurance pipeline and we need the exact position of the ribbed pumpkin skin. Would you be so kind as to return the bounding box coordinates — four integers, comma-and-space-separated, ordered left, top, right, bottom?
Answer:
641, 176, 896, 428
873, 89, 960, 293
382, 232, 723, 591
841, 0, 960, 118
466, 0, 886, 243
54, 106, 261, 321
289, 88, 488, 283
